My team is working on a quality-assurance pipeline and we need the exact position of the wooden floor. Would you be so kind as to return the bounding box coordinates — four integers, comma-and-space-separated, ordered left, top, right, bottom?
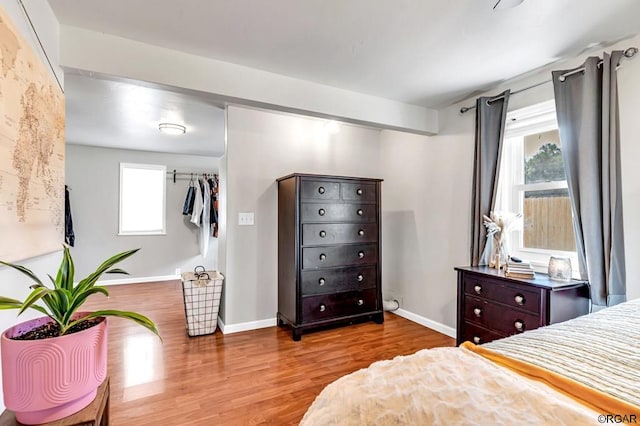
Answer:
83, 281, 454, 425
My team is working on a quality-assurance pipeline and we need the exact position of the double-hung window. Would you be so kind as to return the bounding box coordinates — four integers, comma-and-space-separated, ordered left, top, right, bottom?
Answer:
496, 100, 577, 270
119, 163, 167, 235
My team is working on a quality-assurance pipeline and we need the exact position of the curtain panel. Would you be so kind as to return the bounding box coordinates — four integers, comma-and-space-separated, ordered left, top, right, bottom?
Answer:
470, 90, 510, 266
552, 51, 626, 308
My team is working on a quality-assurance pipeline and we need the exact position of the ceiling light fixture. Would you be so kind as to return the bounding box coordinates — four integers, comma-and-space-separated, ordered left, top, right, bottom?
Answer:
158, 123, 186, 135
493, 0, 525, 10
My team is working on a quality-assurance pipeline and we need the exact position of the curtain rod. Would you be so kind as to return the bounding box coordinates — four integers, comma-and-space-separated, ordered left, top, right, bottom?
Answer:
459, 46, 638, 114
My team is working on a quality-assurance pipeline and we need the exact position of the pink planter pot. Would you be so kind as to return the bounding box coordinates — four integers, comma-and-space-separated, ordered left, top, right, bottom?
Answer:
1, 314, 107, 425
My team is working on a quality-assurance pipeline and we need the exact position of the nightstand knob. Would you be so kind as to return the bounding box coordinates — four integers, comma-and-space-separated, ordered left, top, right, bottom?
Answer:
357, 274, 364, 282
319, 230, 326, 238
514, 320, 524, 332
356, 188, 363, 195
318, 208, 326, 216
473, 308, 482, 317
358, 229, 365, 236
318, 186, 325, 194
357, 209, 364, 216
474, 285, 482, 294
357, 299, 364, 306
514, 294, 525, 305
473, 336, 481, 344
319, 278, 326, 286
319, 304, 326, 312
319, 253, 326, 261
358, 251, 365, 259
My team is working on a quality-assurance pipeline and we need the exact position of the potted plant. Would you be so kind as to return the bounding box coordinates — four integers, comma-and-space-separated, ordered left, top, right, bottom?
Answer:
0, 246, 160, 424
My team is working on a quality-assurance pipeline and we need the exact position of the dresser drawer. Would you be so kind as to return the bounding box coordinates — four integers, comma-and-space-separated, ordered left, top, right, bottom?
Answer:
463, 321, 505, 345
300, 203, 377, 223
301, 289, 378, 323
465, 295, 541, 336
302, 223, 378, 246
341, 182, 376, 202
301, 265, 377, 296
464, 275, 541, 314
301, 180, 340, 201
302, 244, 378, 269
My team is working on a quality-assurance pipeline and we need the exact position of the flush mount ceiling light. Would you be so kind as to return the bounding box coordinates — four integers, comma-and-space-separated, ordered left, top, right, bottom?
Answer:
493, 0, 525, 10
158, 123, 186, 135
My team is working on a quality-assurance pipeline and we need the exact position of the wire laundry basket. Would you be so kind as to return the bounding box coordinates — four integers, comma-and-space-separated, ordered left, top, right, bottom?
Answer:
181, 266, 224, 337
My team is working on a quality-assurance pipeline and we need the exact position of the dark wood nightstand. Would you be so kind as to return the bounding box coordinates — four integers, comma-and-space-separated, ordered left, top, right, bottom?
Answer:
455, 266, 590, 346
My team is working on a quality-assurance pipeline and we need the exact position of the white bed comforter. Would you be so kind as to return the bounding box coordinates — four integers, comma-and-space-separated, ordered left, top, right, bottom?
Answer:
301, 345, 599, 425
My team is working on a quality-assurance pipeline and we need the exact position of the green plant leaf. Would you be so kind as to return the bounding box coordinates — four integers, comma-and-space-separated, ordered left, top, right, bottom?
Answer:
63, 286, 109, 325
18, 286, 55, 316
0, 260, 43, 287
68, 310, 161, 340
105, 268, 129, 275
54, 246, 75, 291
73, 249, 139, 298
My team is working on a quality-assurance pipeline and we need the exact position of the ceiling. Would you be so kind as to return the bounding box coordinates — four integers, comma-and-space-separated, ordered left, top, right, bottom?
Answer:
48, 0, 640, 154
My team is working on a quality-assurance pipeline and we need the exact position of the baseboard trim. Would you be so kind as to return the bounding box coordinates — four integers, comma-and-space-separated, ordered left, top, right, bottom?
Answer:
392, 308, 456, 338
98, 274, 180, 286
217, 317, 277, 334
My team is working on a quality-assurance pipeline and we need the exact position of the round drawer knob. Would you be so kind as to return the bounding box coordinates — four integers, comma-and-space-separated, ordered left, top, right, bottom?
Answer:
319, 230, 326, 238
318, 186, 325, 194
357, 209, 364, 216
357, 299, 364, 306
357, 274, 364, 282
358, 251, 365, 259
473, 307, 482, 317
319, 304, 326, 312
356, 188, 363, 195
358, 229, 365, 236
319, 278, 325, 286
474, 285, 482, 294
319, 253, 326, 261
318, 208, 326, 216
514, 320, 524, 332
473, 336, 481, 344
514, 294, 525, 305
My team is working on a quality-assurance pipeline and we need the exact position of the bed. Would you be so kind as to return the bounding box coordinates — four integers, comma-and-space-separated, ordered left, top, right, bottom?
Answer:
301, 298, 640, 425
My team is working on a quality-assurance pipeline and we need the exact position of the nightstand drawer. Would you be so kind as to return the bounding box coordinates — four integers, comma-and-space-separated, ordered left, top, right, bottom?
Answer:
463, 321, 505, 345
464, 276, 541, 314
302, 223, 378, 246
341, 182, 377, 202
301, 266, 377, 296
301, 180, 340, 201
301, 289, 378, 322
465, 296, 541, 335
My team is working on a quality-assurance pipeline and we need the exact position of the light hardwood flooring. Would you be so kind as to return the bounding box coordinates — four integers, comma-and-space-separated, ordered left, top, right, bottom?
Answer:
83, 281, 454, 425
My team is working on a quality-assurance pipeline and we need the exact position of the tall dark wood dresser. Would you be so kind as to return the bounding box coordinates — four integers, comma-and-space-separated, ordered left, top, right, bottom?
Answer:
277, 173, 384, 340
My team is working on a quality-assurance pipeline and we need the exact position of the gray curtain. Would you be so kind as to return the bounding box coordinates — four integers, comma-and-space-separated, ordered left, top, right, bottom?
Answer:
552, 51, 626, 308
470, 90, 510, 266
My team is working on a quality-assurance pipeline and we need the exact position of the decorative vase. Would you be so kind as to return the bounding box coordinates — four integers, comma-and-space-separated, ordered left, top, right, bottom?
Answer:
1, 313, 107, 425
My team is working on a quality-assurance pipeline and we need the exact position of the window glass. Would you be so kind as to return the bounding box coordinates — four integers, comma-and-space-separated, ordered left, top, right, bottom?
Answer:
119, 163, 166, 235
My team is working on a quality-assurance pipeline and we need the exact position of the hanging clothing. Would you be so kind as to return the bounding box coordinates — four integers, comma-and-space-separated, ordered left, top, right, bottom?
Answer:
200, 178, 211, 257
182, 183, 195, 216
64, 185, 75, 247
190, 182, 203, 227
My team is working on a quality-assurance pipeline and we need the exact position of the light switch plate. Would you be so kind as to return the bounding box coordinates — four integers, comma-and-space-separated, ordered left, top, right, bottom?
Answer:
238, 212, 255, 226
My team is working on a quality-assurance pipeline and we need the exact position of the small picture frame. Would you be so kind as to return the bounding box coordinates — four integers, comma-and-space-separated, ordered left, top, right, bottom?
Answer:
548, 256, 572, 281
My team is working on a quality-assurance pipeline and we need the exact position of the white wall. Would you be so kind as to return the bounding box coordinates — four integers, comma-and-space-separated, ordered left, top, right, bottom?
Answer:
0, 0, 61, 412
65, 145, 220, 280
221, 107, 382, 325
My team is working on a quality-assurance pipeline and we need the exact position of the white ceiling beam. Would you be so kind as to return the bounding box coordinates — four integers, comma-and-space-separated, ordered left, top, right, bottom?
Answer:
59, 25, 438, 136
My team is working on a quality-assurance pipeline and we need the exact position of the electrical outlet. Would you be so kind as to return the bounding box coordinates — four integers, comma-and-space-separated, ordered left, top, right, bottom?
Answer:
238, 212, 255, 226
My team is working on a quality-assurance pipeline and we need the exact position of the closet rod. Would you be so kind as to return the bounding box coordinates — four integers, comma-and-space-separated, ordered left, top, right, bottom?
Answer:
167, 169, 217, 183
459, 46, 638, 114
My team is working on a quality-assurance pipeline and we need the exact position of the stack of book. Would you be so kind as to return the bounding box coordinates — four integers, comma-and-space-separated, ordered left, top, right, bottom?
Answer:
504, 259, 534, 279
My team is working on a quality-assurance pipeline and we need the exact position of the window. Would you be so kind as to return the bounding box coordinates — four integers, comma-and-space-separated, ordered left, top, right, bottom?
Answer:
496, 100, 577, 270
119, 163, 166, 235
